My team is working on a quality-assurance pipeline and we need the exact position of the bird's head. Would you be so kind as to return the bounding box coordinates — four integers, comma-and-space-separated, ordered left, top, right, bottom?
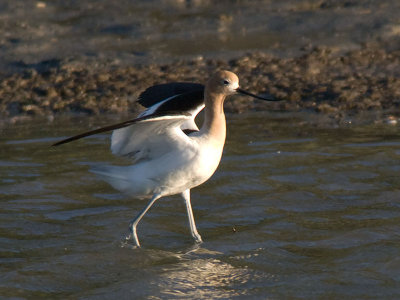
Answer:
207, 70, 278, 101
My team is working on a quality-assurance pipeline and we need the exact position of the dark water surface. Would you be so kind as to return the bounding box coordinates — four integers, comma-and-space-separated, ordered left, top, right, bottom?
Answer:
1, 0, 400, 72
1, 112, 399, 298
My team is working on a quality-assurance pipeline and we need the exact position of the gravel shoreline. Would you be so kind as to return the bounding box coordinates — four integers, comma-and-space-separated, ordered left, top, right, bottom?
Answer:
1, 45, 399, 122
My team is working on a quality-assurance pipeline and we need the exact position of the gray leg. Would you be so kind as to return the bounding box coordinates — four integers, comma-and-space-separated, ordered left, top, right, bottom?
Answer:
182, 189, 202, 243
129, 193, 161, 247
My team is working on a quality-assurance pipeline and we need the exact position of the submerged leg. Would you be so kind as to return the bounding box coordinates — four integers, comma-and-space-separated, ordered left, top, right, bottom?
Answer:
182, 189, 202, 243
129, 193, 161, 247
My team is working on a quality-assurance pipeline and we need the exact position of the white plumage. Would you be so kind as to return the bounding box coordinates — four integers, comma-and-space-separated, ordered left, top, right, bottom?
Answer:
96, 115, 223, 199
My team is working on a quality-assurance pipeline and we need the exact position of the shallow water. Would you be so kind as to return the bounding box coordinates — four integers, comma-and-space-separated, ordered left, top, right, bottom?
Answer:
1, 112, 400, 298
1, 0, 400, 72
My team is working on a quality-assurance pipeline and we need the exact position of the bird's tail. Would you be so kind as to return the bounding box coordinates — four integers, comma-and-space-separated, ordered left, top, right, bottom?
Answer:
90, 165, 133, 193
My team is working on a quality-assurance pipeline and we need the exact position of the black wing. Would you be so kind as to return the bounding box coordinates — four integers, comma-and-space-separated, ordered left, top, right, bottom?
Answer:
138, 82, 204, 108
153, 89, 204, 115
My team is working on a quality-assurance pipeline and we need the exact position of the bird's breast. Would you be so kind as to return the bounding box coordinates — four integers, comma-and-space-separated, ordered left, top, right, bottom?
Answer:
187, 137, 224, 186
150, 136, 225, 196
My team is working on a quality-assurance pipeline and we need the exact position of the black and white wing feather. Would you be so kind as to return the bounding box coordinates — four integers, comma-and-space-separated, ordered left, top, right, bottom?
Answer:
137, 83, 205, 132
52, 82, 206, 161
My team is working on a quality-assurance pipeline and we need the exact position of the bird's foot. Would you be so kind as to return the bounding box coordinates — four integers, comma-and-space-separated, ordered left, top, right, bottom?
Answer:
121, 233, 141, 249
128, 224, 141, 247
193, 233, 203, 244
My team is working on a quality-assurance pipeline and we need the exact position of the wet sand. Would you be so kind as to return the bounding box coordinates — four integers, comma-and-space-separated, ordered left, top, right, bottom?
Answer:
1, 44, 399, 122
1, 0, 400, 123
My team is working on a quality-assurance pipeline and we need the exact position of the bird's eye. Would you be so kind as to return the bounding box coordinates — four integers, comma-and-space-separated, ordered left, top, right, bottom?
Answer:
223, 79, 230, 85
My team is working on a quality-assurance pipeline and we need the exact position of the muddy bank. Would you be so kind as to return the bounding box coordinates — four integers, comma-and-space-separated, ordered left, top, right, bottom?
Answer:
1, 45, 400, 122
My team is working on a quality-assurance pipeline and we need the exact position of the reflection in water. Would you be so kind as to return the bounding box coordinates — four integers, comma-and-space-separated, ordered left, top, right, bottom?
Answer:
0, 112, 400, 298
154, 254, 251, 298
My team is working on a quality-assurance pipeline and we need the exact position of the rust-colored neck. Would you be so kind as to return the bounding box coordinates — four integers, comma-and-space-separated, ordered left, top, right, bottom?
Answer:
200, 91, 226, 145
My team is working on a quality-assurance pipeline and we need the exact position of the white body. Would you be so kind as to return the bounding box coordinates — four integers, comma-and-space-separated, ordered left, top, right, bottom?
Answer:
94, 132, 223, 198
90, 112, 226, 247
